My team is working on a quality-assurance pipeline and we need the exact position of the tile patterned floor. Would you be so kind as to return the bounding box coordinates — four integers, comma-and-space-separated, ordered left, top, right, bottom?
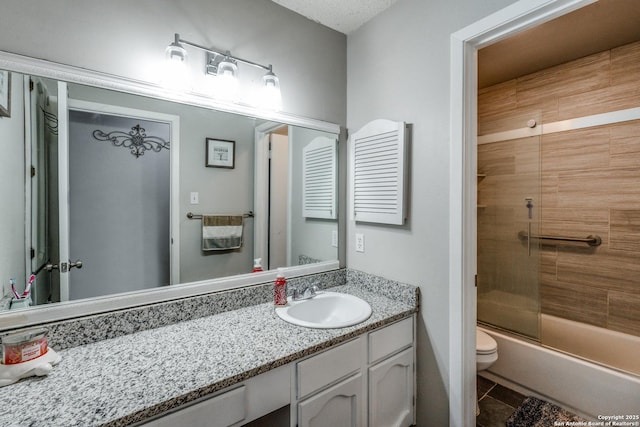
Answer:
477, 375, 526, 427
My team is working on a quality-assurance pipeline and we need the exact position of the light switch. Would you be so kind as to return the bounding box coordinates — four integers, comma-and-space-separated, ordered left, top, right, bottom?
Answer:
355, 233, 365, 253
190, 192, 199, 204
332, 230, 338, 248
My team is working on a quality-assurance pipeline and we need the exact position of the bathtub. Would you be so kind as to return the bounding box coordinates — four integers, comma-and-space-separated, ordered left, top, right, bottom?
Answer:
479, 318, 640, 420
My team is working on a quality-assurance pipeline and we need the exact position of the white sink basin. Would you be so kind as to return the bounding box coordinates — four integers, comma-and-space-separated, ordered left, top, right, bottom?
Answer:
275, 292, 372, 329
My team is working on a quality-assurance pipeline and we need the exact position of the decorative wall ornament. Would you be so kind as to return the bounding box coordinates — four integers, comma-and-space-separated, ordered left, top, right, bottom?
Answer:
41, 107, 58, 135
92, 124, 170, 158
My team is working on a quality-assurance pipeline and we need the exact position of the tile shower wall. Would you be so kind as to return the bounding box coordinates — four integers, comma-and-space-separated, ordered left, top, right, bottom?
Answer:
478, 40, 640, 338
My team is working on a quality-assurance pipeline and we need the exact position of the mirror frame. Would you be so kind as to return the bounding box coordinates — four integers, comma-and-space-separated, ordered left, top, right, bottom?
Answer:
0, 50, 341, 331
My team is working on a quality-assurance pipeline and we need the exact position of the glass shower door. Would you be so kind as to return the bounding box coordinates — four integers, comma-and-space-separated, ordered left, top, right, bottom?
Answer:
477, 129, 542, 340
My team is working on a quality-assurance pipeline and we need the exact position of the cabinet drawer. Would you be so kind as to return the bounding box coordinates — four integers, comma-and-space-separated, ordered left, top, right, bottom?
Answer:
143, 364, 290, 427
368, 317, 413, 363
297, 337, 363, 399
145, 385, 245, 427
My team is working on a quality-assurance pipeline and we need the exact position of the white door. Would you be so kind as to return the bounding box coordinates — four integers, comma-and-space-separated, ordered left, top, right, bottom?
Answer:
298, 374, 363, 427
56, 95, 180, 301
368, 348, 414, 427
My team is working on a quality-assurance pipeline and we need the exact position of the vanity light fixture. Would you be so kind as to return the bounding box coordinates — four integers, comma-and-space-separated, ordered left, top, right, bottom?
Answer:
166, 33, 282, 110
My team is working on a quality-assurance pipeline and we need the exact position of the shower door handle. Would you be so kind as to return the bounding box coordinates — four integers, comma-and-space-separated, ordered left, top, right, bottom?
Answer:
525, 198, 533, 256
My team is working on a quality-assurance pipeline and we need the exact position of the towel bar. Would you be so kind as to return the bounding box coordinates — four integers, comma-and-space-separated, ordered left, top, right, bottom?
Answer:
187, 211, 254, 219
517, 231, 601, 247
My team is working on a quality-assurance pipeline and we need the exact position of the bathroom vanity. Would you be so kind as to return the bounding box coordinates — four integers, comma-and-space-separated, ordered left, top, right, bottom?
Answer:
145, 316, 415, 427
0, 270, 418, 427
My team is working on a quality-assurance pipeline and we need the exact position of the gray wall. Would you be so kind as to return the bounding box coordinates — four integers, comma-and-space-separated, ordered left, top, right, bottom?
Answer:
0, 73, 25, 296
0, 0, 346, 126
346, 0, 517, 425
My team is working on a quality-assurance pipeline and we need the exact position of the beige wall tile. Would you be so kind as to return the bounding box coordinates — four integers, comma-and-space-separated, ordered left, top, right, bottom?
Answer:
478, 79, 517, 118
478, 140, 515, 175
558, 82, 640, 120
540, 248, 557, 282
610, 40, 640, 87
610, 121, 640, 169
610, 119, 640, 140
541, 127, 610, 173
541, 173, 558, 208
556, 248, 640, 294
541, 280, 608, 327
516, 51, 610, 108
557, 168, 640, 209
610, 209, 640, 252
608, 291, 640, 337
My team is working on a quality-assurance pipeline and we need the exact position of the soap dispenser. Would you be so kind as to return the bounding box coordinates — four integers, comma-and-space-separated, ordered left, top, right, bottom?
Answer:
252, 258, 264, 273
274, 268, 287, 306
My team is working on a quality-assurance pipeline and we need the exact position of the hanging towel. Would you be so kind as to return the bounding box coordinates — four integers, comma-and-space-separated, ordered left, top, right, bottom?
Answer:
202, 215, 244, 251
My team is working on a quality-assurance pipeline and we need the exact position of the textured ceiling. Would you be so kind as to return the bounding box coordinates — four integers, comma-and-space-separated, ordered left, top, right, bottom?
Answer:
271, 0, 400, 34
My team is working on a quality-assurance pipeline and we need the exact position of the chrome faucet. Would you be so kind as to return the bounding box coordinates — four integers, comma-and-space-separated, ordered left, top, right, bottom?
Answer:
292, 285, 320, 301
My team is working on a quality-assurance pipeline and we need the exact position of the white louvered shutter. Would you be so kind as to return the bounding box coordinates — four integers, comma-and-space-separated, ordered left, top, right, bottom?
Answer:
303, 136, 337, 219
350, 119, 408, 225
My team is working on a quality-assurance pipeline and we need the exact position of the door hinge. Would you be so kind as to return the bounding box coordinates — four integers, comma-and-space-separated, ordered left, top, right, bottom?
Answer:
31, 166, 36, 177
29, 79, 34, 92
30, 247, 35, 259
475, 274, 478, 287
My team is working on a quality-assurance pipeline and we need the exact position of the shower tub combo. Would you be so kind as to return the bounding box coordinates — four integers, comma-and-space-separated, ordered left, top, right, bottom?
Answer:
476, 73, 640, 418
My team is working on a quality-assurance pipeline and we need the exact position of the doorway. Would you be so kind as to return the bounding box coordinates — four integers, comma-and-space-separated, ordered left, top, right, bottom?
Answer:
254, 123, 291, 270
450, 1, 599, 425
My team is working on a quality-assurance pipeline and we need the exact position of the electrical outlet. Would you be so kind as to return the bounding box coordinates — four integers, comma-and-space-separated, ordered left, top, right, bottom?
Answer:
190, 192, 199, 205
355, 233, 365, 253
331, 230, 338, 248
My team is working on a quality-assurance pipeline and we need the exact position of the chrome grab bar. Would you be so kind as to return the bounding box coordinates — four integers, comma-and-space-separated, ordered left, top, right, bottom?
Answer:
517, 231, 602, 247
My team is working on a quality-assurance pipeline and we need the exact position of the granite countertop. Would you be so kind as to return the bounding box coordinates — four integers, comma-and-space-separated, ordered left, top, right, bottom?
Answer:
0, 284, 417, 426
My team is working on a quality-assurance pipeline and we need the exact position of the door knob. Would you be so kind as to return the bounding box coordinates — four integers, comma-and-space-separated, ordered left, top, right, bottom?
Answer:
45, 260, 83, 272
45, 263, 59, 271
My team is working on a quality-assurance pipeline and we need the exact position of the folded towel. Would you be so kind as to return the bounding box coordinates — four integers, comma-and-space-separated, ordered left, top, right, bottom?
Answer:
202, 215, 244, 251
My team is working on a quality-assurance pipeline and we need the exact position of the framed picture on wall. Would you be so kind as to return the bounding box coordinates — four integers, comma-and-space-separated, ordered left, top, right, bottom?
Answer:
0, 70, 10, 118
206, 138, 235, 169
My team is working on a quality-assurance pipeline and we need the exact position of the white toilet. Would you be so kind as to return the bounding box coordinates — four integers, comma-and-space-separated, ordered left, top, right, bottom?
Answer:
476, 327, 498, 415
476, 328, 498, 371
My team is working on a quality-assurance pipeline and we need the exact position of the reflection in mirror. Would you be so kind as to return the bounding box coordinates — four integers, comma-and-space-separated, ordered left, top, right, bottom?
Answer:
0, 69, 338, 313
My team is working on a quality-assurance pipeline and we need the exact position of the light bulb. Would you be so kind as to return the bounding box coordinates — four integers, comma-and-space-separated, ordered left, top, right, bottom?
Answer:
259, 70, 282, 111
163, 35, 189, 90
214, 58, 239, 101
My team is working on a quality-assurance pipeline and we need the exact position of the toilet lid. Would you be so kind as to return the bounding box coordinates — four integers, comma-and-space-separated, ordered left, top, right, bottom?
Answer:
476, 330, 497, 354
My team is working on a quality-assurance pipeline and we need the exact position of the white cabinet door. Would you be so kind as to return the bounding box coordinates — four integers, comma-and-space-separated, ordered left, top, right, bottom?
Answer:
298, 373, 363, 427
368, 348, 414, 427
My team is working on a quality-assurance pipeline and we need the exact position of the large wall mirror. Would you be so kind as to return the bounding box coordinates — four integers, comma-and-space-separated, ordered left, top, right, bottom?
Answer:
0, 52, 341, 326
